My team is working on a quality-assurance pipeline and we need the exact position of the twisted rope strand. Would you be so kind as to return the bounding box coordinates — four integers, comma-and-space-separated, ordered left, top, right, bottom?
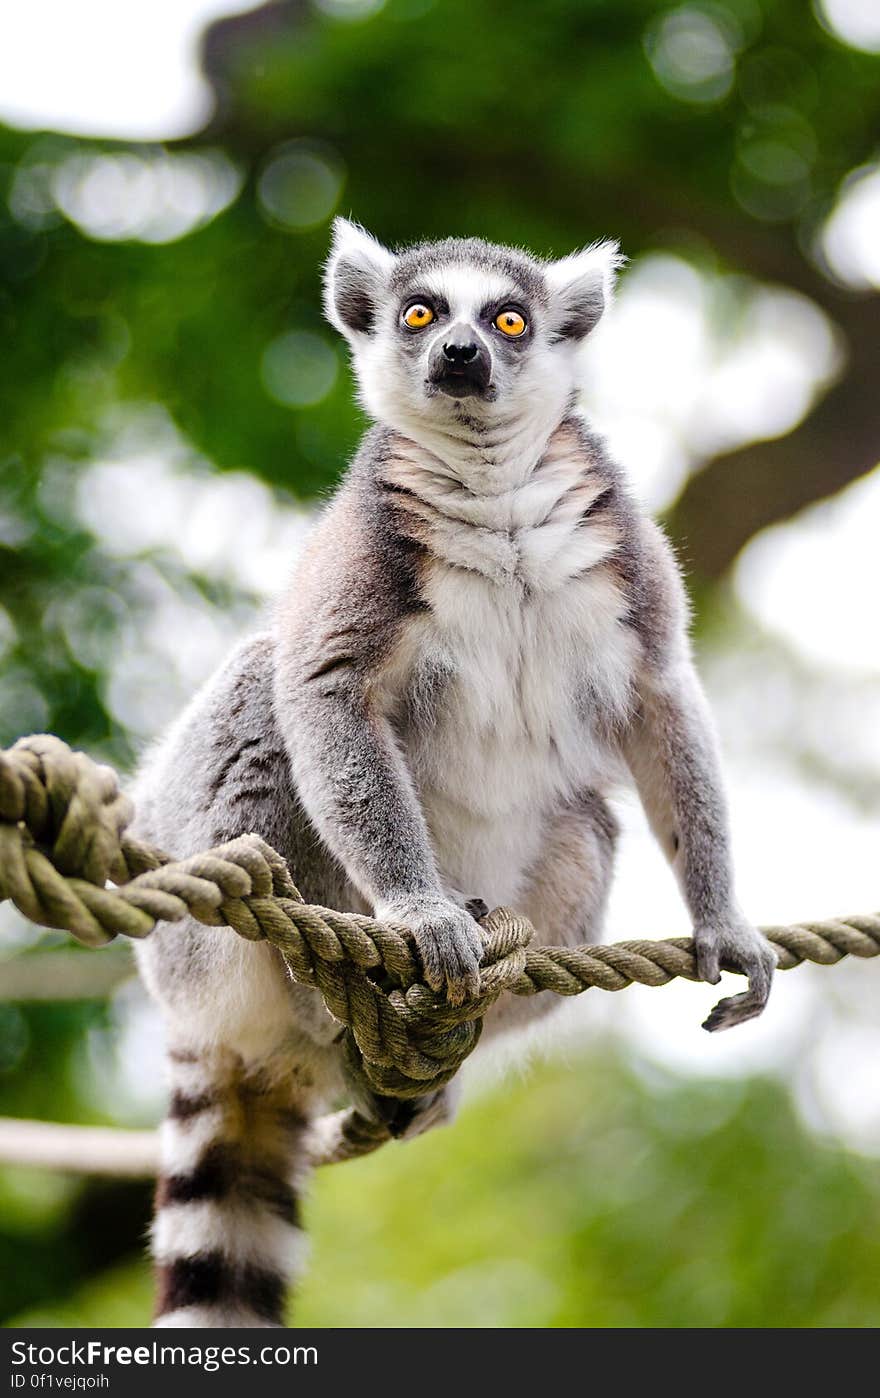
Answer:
1, 735, 878, 1165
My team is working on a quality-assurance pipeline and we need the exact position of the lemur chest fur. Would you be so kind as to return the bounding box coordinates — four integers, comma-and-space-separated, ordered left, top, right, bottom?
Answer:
382, 432, 639, 823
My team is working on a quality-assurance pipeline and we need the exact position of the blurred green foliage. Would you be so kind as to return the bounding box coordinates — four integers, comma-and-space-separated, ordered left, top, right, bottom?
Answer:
7, 1052, 880, 1328
1, 0, 879, 1329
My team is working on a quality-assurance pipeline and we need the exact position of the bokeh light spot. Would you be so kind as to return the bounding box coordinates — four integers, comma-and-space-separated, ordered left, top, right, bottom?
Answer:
644, 5, 740, 104
738, 138, 813, 186
257, 141, 345, 231
311, 0, 387, 20
45, 147, 242, 244
821, 164, 880, 289
261, 330, 339, 408
816, 0, 880, 52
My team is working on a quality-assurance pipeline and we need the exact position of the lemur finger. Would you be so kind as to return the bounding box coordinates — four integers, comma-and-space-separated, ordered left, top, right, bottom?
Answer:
732, 942, 775, 1003
446, 971, 479, 1007
419, 948, 448, 995
444, 940, 483, 1006
696, 939, 722, 986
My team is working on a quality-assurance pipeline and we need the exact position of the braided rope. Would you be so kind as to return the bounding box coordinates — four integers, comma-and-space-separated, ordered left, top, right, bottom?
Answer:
2, 735, 878, 1165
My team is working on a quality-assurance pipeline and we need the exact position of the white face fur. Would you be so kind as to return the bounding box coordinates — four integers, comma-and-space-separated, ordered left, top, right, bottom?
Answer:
323, 220, 622, 482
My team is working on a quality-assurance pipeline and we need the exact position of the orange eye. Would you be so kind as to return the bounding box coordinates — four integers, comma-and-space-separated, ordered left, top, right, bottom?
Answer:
495, 309, 527, 337
403, 303, 435, 329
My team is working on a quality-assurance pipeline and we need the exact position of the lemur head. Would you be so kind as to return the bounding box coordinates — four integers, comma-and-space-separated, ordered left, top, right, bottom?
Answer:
323, 221, 622, 447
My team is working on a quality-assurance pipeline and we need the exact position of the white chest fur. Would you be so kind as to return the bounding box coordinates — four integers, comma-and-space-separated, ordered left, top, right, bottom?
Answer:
384, 434, 639, 903
411, 558, 636, 807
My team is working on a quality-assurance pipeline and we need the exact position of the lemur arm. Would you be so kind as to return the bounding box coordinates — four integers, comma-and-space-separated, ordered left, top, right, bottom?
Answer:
623, 657, 776, 1029
272, 484, 483, 1005
620, 517, 776, 1029
284, 673, 442, 911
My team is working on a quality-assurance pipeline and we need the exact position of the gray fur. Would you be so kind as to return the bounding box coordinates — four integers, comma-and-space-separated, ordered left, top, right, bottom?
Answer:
133, 222, 775, 1327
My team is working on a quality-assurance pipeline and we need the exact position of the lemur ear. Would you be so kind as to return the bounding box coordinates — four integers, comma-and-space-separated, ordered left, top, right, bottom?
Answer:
544, 240, 624, 341
323, 218, 395, 338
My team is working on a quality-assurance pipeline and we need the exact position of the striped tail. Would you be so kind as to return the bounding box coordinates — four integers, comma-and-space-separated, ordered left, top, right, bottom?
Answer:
152, 1045, 310, 1328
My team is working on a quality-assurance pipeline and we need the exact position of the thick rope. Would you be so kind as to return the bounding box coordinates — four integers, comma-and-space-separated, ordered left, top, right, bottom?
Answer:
1, 735, 878, 1165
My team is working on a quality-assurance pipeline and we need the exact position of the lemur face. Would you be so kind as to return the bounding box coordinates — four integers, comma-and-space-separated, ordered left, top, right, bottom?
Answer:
388, 251, 545, 405
323, 222, 621, 435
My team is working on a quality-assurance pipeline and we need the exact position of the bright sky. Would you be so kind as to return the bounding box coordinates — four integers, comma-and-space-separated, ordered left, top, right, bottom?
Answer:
0, 1, 256, 139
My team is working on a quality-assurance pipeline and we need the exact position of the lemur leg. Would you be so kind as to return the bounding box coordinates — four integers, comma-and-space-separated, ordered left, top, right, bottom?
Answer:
481, 791, 618, 1039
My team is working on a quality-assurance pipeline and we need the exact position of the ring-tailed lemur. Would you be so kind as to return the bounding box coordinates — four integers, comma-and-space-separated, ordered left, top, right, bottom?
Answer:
132, 220, 776, 1327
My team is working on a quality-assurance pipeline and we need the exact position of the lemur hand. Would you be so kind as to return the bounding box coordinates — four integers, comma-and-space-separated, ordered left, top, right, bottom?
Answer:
695, 917, 778, 1032
377, 894, 485, 1005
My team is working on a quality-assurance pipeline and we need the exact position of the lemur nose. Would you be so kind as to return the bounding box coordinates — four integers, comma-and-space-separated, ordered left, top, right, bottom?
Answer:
442, 340, 479, 365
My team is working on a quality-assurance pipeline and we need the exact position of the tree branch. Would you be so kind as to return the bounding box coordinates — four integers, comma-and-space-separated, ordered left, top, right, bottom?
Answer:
0, 949, 133, 1000
665, 294, 880, 580
0, 1118, 158, 1177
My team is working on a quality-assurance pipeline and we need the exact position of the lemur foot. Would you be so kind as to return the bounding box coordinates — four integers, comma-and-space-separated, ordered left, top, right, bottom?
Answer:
695, 917, 778, 1032
371, 1081, 461, 1140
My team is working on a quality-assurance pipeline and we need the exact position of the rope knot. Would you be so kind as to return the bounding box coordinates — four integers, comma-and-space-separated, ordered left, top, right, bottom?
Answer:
0, 735, 133, 885
254, 900, 533, 1102
0, 735, 142, 945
